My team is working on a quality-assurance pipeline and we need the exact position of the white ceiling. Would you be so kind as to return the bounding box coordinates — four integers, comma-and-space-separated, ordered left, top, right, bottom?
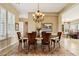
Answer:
11, 3, 68, 18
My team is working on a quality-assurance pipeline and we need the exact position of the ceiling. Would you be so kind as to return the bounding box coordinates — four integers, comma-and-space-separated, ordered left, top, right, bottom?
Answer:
62, 4, 79, 22
11, 3, 68, 18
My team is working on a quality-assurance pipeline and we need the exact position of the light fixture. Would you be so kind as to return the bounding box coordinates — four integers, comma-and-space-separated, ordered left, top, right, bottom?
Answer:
32, 3, 45, 23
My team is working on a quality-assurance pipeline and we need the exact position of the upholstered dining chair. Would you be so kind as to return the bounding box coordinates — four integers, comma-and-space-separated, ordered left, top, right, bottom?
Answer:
28, 33, 37, 52
57, 32, 62, 47
17, 32, 22, 50
51, 32, 62, 48
41, 33, 51, 51
32, 32, 37, 37
17, 32, 27, 50
42, 31, 46, 35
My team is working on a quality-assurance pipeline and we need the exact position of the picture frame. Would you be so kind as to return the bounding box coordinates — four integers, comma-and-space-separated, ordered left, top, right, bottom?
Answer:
42, 23, 52, 32
15, 23, 19, 31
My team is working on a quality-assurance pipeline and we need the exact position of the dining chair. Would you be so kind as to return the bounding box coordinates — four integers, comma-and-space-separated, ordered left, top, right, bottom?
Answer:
41, 31, 46, 37
41, 33, 51, 51
17, 32, 22, 50
32, 32, 37, 37
17, 32, 27, 50
51, 32, 62, 48
28, 33, 37, 52
57, 32, 62, 47
42, 31, 46, 34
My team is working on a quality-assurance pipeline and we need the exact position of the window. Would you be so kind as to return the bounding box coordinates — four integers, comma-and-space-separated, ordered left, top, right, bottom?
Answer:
0, 7, 15, 40
0, 7, 6, 39
70, 24, 78, 32
78, 24, 79, 31
7, 11, 15, 37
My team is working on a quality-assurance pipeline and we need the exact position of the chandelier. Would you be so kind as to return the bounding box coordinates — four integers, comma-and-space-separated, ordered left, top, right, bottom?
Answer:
32, 3, 45, 23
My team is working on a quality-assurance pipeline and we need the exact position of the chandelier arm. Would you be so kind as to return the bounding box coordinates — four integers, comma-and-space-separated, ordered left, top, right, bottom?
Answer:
32, 3, 44, 23
37, 3, 39, 10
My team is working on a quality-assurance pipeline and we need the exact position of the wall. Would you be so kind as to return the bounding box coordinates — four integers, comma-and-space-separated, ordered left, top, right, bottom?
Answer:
0, 4, 19, 55
58, 14, 62, 32
19, 18, 28, 37
28, 12, 58, 34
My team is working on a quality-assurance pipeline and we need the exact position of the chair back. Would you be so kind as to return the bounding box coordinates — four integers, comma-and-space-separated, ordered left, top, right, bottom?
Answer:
28, 33, 36, 44
57, 32, 62, 40
42, 33, 51, 44
17, 32, 21, 39
42, 31, 46, 37
32, 32, 36, 37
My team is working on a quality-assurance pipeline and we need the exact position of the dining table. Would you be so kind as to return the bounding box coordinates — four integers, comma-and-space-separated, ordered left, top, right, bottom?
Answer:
21, 35, 59, 45
20, 34, 59, 51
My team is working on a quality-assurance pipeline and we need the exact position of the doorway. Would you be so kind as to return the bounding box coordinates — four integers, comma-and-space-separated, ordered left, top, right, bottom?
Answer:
23, 22, 28, 37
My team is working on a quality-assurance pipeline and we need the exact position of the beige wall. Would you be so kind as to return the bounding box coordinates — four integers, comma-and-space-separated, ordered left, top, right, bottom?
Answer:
58, 14, 62, 32
19, 18, 28, 37
0, 4, 19, 55
28, 12, 58, 34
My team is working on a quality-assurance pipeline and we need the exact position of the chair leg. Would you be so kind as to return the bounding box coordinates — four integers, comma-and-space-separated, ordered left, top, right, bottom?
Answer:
48, 45, 50, 51
41, 44, 43, 51
51, 41, 52, 45
53, 42, 55, 48
58, 42, 60, 48
24, 41, 27, 48
28, 45, 30, 52
34, 44, 36, 51
24, 42, 25, 48
18, 42, 22, 51
42, 45, 44, 51
35, 43, 37, 50
18, 43, 20, 51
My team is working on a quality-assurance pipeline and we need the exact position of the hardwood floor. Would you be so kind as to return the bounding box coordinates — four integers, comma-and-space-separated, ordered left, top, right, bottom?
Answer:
2, 37, 79, 56
61, 37, 79, 56
6, 44, 74, 56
